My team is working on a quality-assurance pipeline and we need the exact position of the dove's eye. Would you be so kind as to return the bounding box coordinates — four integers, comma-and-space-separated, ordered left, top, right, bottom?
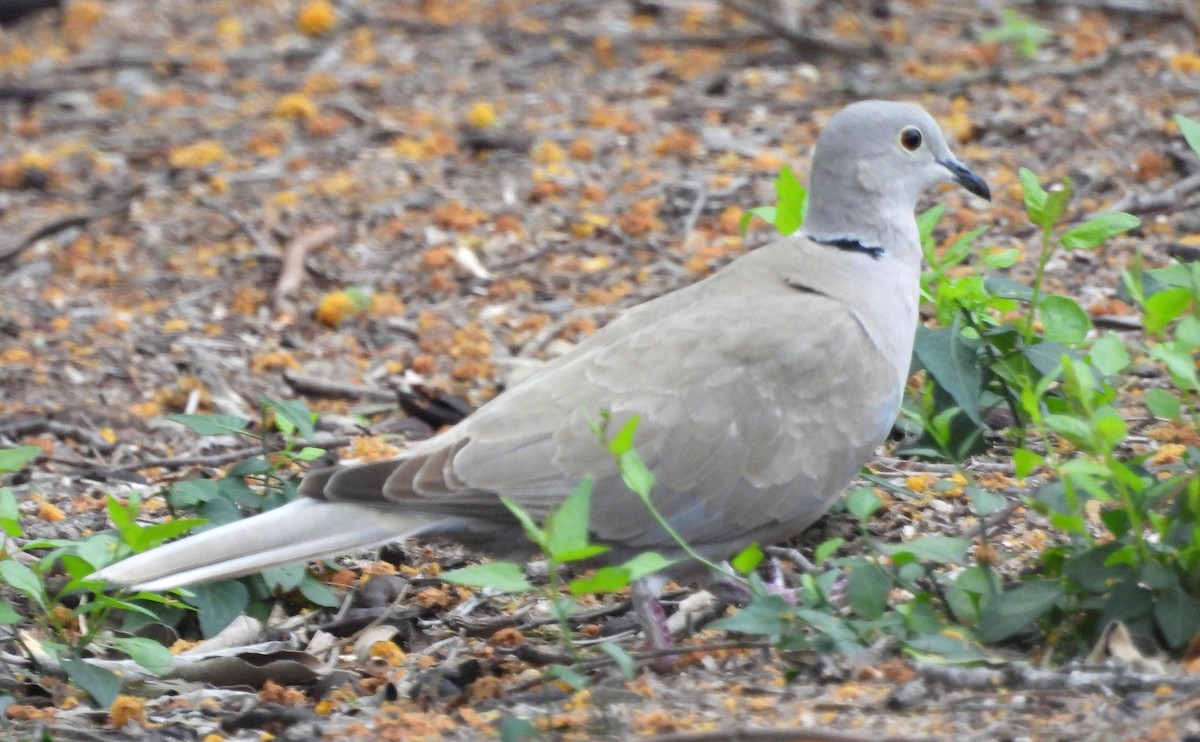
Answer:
899, 126, 923, 152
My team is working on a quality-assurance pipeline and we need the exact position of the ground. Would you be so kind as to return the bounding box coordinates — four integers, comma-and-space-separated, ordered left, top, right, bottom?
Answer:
2, 0, 1200, 740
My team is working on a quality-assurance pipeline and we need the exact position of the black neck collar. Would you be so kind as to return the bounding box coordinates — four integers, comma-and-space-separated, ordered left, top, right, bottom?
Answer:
809, 236, 885, 260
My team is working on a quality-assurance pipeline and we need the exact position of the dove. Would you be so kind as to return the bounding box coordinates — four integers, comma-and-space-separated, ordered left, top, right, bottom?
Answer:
93, 101, 990, 644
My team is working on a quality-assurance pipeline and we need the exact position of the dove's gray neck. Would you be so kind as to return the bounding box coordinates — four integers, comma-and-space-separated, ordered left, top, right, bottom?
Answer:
801, 161, 922, 270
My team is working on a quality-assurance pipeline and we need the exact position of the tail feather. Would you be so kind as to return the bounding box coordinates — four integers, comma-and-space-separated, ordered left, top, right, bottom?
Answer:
91, 498, 438, 592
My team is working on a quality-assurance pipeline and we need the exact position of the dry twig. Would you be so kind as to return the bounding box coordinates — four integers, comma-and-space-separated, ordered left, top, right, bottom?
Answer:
1103, 171, 1200, 216
0, 187, 141, 266
273, 224, 338, 312
283, 370, 397, 402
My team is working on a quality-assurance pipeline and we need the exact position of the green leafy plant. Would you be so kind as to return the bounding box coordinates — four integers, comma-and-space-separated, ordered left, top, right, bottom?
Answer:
980, 7, 1053, 58
443, 416, 676, 689
976, 114, 1200, 653
0, 397, 337, 705
1, 449, 175, 707
710, 480, 1000, 662
909, 169, 1139, 461
121, 397, 340, 636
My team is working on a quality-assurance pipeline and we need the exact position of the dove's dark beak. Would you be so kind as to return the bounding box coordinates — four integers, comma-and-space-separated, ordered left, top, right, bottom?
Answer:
938, 158, 991, 201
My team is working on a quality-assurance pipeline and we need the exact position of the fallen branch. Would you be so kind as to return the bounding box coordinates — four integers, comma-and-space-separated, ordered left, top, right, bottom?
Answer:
283, 370, 397, 402
0, 187, 141, 266
1102, 171, 1200, 216
0, 415, 115, 453
273, 224, 338, 312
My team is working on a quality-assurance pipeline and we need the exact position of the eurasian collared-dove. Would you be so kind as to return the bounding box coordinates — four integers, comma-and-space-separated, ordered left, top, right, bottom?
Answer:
94, 101, 990, 638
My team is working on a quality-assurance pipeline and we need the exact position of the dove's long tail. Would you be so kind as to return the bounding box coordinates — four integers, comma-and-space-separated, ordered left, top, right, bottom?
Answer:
90, 498, 437, 592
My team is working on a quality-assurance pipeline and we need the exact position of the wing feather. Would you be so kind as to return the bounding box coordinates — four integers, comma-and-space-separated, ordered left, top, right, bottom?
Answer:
306, 236, 914, 562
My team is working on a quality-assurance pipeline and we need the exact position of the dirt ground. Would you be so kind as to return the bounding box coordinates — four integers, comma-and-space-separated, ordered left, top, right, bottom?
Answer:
3, 0, 1200, 739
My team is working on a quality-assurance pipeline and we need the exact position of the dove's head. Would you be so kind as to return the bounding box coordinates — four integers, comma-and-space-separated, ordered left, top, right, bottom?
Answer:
803, 100, 990, 253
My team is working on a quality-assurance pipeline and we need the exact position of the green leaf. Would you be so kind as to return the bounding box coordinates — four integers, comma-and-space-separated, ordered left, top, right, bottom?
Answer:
1091, 406, 1127, 450
1039, 295, 1091, 346
1061, 212, 1140, 250
441, 562, 531, 593
943, 226, 988, 267
61, 658, 121, 709
618, 450, 656, 499
1144, 388, 1181, 421
499, 498, 547, 550
903, 634, 989, 663
70, 535, 119, 569
545, 664, 589, 690
711, 594, 790, 638
111, 637, 173, 675
298, 576, 340, 607
0, 488, 22, 538
845, 486, 881, 521
730, 543, 764, 575
846, 559, 891, 620
606, 415, 640, 457
292, 446, 327, 461
59, 553, 98, 584
1062, 543, 1132, 593
0, 445, 41, 473
773, 166, 807, 235
1150, 345, 1199, 391
186, 580, 250, 638
262, 563, 307, 592
814, 538, 843, 564
1042, 180, 1071, 229
498, 715, 539, 742
0, 602, 20, 624
598, 642, 637, 680
552, 545, 610, 563
1154, 590, 1200, 649
0, 560, 48, 611
985, 276, 1034, 301
621, 552, 673, 581
136, 518, 206, 550
166, 479, 221, 508
981, 9, 1052, 58
1013, 448, 1044, 479
1018, 167, 1048, 226
977, 579, 1063, 643
1044, 414, 1094, 450
980, 247, 1019, 269
1143, 286, 1192, 336
168, 414, 251, 436
1175, 114, 1200, 159
261, 397, 316, 440
546, 476, 594, 558
1088, 333, 1129, 376
227, 456, 271, 477
917, 204, 945, 253
914, 324, 984, 425
1175, 315, 1200, 352
738, 206, 777, 235
881, 536, 970, 564
969, 487, 1006, 517
91, 594, 161, 623
570, 566, 631, 595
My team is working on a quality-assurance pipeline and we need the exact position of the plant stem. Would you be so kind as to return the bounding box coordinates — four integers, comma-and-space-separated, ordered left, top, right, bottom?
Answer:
961, 308, 1025, 428
1023, 226, 1056, 343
